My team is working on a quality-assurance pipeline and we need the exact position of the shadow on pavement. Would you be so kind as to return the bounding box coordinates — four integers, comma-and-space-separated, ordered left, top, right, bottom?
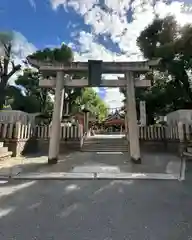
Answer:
0, 174, 191, 239
0, 151, 75, 177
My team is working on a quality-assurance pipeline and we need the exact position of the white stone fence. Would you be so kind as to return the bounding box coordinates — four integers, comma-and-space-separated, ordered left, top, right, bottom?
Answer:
0, 122, 191, 142
93, 125, 181, 140
139, 125, 179, 141
0, 122, 83, 140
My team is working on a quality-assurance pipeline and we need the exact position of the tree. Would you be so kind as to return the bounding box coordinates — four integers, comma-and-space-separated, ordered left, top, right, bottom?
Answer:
75, 88, 108, 122
27, 44, 84, 114
132, 15, 192, 123
120, 71, 180, 124
6, 86, 48, 114
14, 69, 53, 114
4, 68, 54, 114
137, 15, 192, 106
0, 32, 22, 109
28, 44, 73, 63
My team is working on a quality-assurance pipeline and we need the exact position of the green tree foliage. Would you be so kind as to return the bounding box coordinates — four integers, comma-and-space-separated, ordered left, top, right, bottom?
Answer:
17, 69, 53, 113
122, 15, 192, 124
28, 44, 74, 63
6, 85, 39, 113
6, 69, 53, 114
27, 44, 83, 114
64, 87, 82, 114
137, 15, 192, 106
134, 73, 181, 124
75, 88, 108, 122
0, 32, 22, 109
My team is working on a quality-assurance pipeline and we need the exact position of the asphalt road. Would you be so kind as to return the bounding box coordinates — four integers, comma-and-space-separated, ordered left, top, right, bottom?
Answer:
0, 164, 191, 240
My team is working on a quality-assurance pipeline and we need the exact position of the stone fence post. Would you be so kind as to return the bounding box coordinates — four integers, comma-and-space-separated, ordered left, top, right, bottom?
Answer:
178, 122, 187, 157
14, 122, 21, 139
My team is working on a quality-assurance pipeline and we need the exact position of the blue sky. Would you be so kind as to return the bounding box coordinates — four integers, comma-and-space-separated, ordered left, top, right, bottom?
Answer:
0, 0, 192, 108
1, 0, 83, 48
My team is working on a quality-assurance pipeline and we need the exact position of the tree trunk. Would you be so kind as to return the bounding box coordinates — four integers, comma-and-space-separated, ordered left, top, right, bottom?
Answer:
41, 89, 47, 113
180, 72, 192, 102
0, 76, 8, 110
147, 114, 155, 125
0, 89, 5, 110
169, 62, 192, 102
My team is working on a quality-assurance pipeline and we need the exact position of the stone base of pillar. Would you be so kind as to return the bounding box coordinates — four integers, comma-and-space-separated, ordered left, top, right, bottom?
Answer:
131, 157, 141, 164
48, 158, 58, 164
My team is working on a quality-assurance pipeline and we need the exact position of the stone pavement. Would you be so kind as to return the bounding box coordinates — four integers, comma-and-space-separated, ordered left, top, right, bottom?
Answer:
0, 166, 192, 239
0, 155, 48, 177
0, 149, 184, 180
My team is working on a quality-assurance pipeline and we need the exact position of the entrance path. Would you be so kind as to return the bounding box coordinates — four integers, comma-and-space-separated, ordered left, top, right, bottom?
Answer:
8, 149, 183, 180
0, 135, 184, 180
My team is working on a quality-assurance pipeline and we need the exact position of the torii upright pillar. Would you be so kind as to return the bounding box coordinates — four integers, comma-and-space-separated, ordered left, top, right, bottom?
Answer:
48, 71, 64, 164
126, 72, 141, 164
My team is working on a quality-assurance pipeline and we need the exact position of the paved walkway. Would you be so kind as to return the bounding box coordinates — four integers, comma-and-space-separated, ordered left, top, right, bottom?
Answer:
0, 150, 183, 180
0, 135, 184, 180
0, 155, 48, 176
0, 167, 192, 239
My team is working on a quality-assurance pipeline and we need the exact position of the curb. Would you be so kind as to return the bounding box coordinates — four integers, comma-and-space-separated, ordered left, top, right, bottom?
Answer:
0, 167, 22, 180
11, 172, 180, 181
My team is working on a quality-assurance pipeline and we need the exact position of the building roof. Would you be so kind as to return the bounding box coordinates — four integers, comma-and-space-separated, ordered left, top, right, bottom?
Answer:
104, 110, 125, 125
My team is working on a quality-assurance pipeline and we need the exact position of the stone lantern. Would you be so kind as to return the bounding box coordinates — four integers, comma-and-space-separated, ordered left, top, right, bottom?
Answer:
62, 98, 70, 123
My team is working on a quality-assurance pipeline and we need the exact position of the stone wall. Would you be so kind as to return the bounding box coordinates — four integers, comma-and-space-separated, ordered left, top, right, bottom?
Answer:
37, 140, 81, 155
140, 140, 180, 155
1, 138, 81, 157
2, 138, 38, 157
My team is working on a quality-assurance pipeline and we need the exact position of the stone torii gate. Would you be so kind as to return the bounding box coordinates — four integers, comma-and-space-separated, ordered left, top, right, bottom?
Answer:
27, 58, 159, 164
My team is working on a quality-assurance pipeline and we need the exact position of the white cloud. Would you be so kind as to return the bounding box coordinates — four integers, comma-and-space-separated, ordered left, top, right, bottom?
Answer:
71, 31, 125, 108
28, 0, 36, 11
104, 0, 131, 14
51, 0, 192, 108
73, 31, 120, 61
104, 88, 125, 109
12, 32, 37, 61
51, 0, 98, 14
